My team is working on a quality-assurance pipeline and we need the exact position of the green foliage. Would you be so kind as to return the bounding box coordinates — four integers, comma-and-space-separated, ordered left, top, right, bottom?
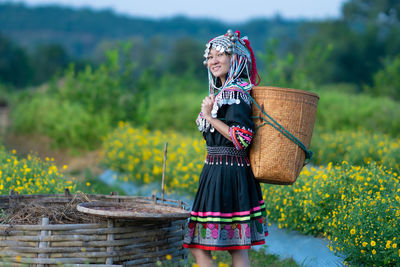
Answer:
10, 42, 207, 149
11, 94, 111, 149
366, 54, 400, 101
32, 43, 69, 84
259, 38, 331, 91
295, 41, 333, 86
315, 90, 400, 137
342, 0, 400, 27
0, 33, 33, 87
0, 33, 73, 88
168, 37, 205, 80
318, 83, 359, 94
135, 72, 204, 132
55, 50, 135, 121
10, 47, 141, 149
311, 130, 400, 170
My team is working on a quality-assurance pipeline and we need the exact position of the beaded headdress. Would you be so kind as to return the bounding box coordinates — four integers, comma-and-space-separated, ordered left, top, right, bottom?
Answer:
203, 29, 260, 94
196, 30, 261, 132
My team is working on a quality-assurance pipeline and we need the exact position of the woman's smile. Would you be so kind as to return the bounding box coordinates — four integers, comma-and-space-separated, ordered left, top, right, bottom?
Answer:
207, 48, 231, 84
212, 66, 221, 71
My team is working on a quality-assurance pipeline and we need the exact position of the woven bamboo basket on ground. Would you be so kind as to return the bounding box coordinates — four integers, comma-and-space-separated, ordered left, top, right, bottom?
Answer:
0, 192, 190, 266
250, 86, 319, 185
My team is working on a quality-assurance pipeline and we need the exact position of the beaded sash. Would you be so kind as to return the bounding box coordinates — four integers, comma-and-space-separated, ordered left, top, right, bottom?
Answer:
205, 146, 250, 166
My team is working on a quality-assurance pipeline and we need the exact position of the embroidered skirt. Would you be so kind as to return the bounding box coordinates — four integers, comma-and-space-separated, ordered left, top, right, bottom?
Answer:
183, 146, 268, 250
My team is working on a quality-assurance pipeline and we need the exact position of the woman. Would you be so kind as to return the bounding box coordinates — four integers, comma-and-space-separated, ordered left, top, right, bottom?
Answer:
183, 30, 268, 267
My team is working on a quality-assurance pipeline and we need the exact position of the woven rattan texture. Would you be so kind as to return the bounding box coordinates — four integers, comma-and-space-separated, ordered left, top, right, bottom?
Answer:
250, 86, 319, 185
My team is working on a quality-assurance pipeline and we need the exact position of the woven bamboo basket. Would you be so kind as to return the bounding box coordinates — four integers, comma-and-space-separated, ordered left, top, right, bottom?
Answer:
250, 86, 319, 185
0, 192, 190, 266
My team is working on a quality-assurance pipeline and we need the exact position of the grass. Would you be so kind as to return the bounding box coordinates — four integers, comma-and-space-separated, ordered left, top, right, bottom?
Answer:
183, 246, 299, 267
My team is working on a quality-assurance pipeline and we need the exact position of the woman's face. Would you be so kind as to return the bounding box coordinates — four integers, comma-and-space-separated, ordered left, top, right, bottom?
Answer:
207, 48, 231, 82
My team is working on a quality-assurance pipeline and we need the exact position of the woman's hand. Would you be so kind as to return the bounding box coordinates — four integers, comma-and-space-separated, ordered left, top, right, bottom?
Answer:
201, 94, 215, 121
200, 94, 232, 141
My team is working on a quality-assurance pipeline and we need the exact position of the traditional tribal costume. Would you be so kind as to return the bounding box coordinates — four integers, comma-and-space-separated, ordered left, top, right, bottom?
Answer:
183, 30, 268, 250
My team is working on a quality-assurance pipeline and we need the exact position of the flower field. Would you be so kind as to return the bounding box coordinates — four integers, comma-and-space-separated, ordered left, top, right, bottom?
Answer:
102, 124, 400, 265
311, 129, 400, 171
0, 146, 76, 195
102, 122, 206, 195
263, 162, 400, 265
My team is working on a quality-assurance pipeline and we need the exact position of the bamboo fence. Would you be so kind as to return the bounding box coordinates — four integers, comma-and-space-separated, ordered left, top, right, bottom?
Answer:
0, 192, 190, 266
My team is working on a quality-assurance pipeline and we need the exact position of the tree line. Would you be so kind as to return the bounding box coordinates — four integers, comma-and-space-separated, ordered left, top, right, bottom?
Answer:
0, 0, 399, 99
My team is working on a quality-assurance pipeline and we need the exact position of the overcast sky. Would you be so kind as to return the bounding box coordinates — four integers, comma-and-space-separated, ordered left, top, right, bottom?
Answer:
9, 0, 348, 23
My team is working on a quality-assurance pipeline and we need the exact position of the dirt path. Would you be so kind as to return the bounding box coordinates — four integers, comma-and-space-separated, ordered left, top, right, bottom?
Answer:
5, 133, 104, 179
0, 106, 9, 137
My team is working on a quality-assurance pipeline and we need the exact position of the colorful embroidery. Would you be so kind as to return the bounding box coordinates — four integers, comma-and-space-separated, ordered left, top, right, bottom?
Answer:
183, 200, 268, 250
210, 80, 251, 119
183, 220, 268, 250
229, 125, 254, 150
190, 203, 266, 223
196, 79, 252, 133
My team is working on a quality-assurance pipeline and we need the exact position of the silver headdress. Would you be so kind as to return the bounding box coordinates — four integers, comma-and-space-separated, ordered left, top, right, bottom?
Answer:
196, 29, 260, 133
203, 29, 251, 67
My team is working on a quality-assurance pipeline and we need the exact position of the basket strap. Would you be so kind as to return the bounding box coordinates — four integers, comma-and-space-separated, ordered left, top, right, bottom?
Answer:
236, 85, 314, 161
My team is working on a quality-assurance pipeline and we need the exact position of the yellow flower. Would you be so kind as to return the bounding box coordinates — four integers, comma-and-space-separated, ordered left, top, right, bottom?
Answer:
350, 229, 356, 235
218, 263, 229, 267
393, 243, 397, 248
86, 182, 91, 187
165, 254, 172, 260
372, 249, 376, 255
362, 242, 368, 247
371, 240, 376, 247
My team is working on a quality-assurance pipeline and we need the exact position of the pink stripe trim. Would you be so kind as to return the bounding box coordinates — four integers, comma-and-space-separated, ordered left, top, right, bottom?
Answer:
238, 82, 249, 86
238, 132, 252, 142
191, 206, 262, 217
183, 243, 251, 251
229, 127, 242, 150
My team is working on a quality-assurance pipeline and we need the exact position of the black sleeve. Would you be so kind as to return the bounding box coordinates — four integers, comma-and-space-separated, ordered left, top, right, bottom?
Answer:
224, 97, 255, 150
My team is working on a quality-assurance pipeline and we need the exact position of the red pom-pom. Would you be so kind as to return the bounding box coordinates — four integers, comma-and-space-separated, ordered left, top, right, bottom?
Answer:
243, 39, 260, 86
